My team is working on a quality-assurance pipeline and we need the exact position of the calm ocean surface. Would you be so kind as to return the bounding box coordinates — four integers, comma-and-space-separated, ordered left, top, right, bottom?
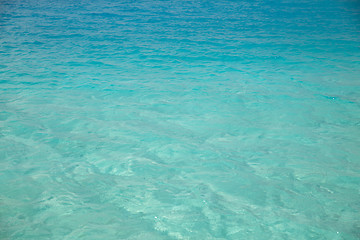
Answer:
1, 0, 360, 239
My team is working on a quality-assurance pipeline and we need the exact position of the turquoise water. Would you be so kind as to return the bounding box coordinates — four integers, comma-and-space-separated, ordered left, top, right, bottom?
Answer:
1, 0, 360, 239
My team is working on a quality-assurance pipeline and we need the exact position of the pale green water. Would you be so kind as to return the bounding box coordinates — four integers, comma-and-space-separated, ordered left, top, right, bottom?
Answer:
1, 0, 360, 239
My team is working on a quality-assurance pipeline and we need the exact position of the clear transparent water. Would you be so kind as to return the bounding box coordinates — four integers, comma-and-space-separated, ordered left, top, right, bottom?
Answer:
1, 0, 360, 239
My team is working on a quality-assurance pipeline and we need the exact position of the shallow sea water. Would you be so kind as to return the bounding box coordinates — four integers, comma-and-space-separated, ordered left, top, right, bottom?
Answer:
1, 0, 360, 239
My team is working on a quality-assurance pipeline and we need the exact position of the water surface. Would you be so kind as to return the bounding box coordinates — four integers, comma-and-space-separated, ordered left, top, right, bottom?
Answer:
1, 0, 360, 239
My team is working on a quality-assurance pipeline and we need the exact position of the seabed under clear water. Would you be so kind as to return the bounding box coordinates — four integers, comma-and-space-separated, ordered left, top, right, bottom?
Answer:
1, 0, 360, 239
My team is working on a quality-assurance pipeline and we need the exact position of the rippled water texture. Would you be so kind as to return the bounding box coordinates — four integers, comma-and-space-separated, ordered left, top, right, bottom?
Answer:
1, 0, 360, 239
